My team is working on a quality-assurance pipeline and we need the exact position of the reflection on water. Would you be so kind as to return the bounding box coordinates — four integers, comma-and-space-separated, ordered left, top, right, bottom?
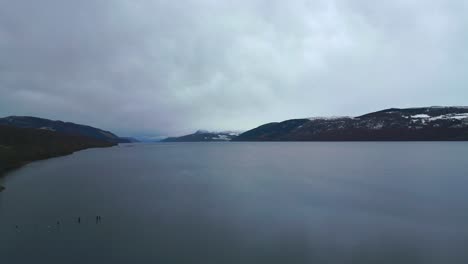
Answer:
1, 142, 468, 263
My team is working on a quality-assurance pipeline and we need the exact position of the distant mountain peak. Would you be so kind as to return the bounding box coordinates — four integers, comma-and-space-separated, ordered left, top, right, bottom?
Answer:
195, 129, 210, 134
162, 130, 240, 142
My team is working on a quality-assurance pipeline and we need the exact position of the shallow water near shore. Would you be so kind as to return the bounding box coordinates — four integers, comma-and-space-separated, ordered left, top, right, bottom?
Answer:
1, 142, 468, 263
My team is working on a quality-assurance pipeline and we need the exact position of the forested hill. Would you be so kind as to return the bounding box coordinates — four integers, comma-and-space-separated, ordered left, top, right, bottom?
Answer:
0, 116, 129, 143
234, 107, 468, 141
0, 125, 115, 191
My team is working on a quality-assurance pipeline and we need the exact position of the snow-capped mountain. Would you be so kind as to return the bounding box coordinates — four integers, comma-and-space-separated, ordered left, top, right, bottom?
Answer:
162, 130, 241, 142
234, 107, 468, 141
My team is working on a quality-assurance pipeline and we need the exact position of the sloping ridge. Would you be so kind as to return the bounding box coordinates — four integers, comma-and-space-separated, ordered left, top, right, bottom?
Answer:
162, 130, 240, 142
234, 107, 468, 141
0, 125, 116, 191
0, 116, 128, 143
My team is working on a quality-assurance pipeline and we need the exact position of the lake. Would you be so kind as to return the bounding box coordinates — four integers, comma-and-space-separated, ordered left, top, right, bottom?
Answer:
1, 142, 468, 263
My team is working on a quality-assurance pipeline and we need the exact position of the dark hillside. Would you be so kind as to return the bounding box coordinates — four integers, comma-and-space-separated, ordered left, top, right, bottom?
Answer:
234, 107, 468, 141
0, 125, 115, 190
0, 116, 129, 143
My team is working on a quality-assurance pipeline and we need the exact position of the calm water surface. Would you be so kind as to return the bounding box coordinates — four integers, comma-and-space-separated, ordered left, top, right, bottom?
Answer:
1, 142, 468, 263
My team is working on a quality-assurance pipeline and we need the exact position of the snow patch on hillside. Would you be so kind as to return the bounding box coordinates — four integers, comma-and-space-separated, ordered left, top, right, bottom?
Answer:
430, 113, 468, 121
407, 113, 468, 121
39, 127, 56, 131
212, 135, 230, 141
411, 114, 430, 119
195, 130, 242, 136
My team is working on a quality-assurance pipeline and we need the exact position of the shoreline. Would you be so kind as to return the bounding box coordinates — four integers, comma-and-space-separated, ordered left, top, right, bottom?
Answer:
0, 144, 116, 192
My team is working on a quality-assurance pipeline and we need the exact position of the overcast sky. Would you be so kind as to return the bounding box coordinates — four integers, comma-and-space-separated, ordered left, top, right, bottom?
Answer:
1, 0, 467, 136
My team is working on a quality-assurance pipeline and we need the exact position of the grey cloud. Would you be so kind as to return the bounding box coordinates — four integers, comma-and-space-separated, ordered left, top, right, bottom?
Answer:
1, 0, 467, 136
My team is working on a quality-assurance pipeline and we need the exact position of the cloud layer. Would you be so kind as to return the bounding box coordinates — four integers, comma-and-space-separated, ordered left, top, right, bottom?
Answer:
1, 0, 467, 136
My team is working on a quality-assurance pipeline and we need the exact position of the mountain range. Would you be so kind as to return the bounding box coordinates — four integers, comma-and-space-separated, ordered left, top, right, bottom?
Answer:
162, 130, 241, 142
2, 106, 468, 182
234, 106, 468, 141
163, 107, 468, 142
